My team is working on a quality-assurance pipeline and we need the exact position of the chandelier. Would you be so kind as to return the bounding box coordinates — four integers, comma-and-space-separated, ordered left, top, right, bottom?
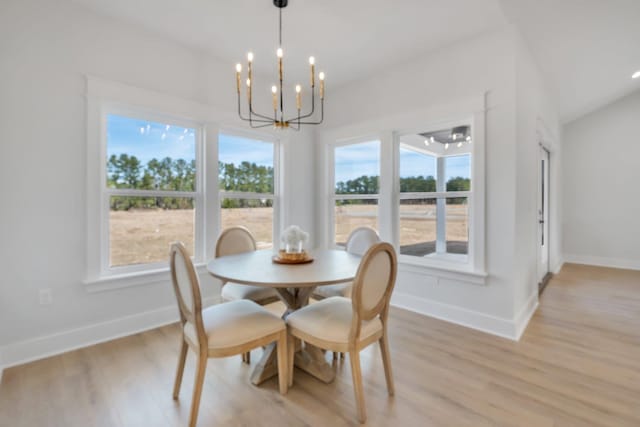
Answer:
235, 0, 325, 130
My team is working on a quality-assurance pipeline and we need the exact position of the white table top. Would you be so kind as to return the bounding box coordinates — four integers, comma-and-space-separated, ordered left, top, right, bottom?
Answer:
206, 249, 362, 288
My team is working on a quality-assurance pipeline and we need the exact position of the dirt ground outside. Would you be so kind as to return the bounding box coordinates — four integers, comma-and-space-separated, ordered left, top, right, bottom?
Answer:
110, 204, 468, 266
334, 204, 468, 246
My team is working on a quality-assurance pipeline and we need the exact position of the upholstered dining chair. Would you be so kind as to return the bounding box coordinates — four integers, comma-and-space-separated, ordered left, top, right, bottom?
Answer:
170, 242, 288, 427
312, 226, 380, 300
286, 242, 397, 423
215, 226, 280, 363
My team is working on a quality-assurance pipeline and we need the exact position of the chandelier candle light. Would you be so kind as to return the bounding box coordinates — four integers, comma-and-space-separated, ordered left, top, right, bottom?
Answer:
235, 0, 325, 130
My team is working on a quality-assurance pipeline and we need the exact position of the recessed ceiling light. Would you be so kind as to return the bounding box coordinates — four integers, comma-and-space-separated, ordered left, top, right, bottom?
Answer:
633, 70, 640, 79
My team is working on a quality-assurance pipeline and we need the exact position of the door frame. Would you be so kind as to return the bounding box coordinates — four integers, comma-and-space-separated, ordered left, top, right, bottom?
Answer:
537, 143, 552, 293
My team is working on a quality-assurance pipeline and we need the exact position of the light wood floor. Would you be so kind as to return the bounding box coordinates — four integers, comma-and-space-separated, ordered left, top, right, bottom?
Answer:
1, 263, 639, 426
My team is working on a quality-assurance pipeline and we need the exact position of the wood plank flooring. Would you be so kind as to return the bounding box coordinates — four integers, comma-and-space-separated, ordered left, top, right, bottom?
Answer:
1, 263, 639, 426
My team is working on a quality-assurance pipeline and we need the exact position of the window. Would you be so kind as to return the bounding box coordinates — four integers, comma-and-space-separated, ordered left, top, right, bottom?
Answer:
218, 132, 277, 249
399, 127, 471, 263
331, 140, 380, 246
105, 114, 201, 269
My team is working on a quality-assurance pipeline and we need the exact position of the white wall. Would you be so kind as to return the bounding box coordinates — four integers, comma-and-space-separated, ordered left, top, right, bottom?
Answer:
0, 0, 315, 369
513, 31, 563, 321
563, 89, 640, 270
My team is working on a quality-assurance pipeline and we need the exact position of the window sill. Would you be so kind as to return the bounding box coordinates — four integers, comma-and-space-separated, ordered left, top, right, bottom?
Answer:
398, 256, 487, 285
83, 263, 209, 293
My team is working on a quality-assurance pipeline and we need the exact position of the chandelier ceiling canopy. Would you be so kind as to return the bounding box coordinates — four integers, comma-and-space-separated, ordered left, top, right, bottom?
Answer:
235, 0, 324, 130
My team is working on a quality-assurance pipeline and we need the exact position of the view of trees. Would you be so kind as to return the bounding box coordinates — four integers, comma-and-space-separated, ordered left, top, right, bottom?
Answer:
336, 175, 471, 205
107, 155, 275, 210
108, 154, 196, 210
108, 155, 470, 211
218, 161, 274, 209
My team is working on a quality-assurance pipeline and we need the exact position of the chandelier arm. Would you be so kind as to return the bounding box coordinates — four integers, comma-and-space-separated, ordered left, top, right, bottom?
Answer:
290, 88, 316, 121
248, 105, 276, 122
291, 99, 324, 125
247, 80, 276, 121
238, 92, 272, 122
238, 95, 273, 123
285, 96, 323, 124
239, 117, 274, 124
249, 122, 275, 129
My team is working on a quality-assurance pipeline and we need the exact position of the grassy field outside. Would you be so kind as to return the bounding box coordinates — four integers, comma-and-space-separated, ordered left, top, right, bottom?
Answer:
110, 205, 468, 266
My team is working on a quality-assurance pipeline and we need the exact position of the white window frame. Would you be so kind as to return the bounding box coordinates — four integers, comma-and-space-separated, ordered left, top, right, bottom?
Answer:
103, 109, 204, 274
327, 136, 382, 248
396, 119, 474, 267
319, 96, 486, 279
217, 127, 281, 249
85, 76, 221, 290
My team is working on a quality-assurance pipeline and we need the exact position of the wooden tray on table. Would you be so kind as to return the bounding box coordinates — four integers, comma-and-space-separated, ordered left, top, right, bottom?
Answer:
272, 250, 314, 264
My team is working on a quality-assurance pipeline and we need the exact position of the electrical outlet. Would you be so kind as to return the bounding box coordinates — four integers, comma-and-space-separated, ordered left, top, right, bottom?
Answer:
39, 289, 53, 305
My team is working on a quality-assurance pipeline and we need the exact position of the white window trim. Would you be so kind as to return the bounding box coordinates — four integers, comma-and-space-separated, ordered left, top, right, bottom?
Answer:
319, 95, 486, 281
327, 135, 382, 248
395, 116, 477, 270
84, 76, 222, 290
217, 126, 282, 250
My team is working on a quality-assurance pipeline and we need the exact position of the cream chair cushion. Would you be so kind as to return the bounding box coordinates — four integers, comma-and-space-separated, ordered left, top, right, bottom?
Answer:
184, 299, 284, 350
312, 282, 352, 299
221, 282, 279, 303
286, 297, 382, 344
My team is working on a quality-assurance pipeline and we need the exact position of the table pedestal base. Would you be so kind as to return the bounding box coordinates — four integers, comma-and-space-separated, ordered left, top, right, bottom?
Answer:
250, 341, 335, 385
250, 286, 336, 385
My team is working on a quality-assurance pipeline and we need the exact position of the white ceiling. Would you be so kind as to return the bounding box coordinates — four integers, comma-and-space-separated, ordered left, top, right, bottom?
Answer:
500, 0, 640, 123
71, 0, 640, 123
69, 0, 506, 87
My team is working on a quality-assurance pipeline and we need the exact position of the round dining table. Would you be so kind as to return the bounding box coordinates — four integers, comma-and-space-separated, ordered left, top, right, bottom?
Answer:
207, 248, 362, 385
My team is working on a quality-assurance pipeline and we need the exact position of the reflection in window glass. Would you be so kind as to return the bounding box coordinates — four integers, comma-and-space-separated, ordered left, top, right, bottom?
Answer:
446, 197, 469, 255
334, 141, 380, 194
334, 200, 378, 246
399, 199, 437, 256
109, 196, 194, 267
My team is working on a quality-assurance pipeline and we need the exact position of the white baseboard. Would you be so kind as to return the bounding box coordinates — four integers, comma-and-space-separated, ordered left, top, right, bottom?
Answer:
513, 292, 539, 340
0, 296, 219, 377
390, 292, 527, 341
552, 258, 565, 274
564, 254, 640, 271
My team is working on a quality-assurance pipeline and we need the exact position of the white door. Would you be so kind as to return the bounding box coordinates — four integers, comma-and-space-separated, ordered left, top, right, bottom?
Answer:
537, 146, 550, 283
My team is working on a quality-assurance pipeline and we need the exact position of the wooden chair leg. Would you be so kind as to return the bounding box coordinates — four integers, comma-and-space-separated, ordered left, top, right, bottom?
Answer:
333, 351, 338, 360
242, 351, 251, 364
379, 334, 395, 396
277, 331, 288, 395
287, 334, 295, 388
173, 339, 188, 399
349, 350, 366, 423
188, 354, 208, 427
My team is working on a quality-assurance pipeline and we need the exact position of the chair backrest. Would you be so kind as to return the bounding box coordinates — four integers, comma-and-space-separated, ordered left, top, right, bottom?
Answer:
215, 226, 257, 258
345, 227, 381, 256
169, 242, 205, 348
350, 242, 397, 339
